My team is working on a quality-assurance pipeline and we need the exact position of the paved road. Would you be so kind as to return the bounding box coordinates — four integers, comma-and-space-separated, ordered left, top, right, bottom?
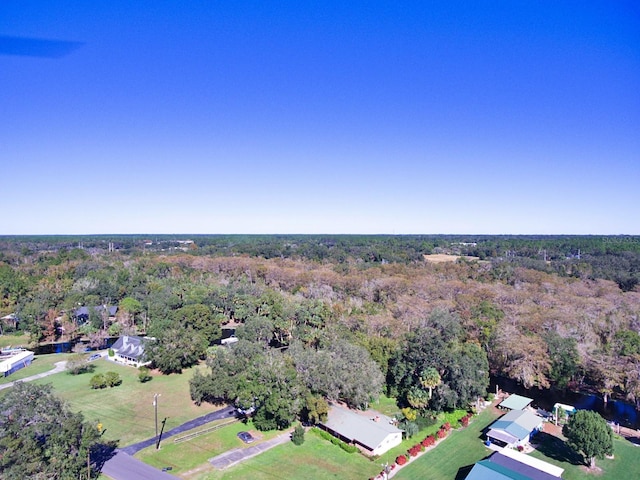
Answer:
0, 360, 67, 390
102, 406, 237, 479
102, 451, 178, 480
209, 430, 292, 470
121, 405, 236, 454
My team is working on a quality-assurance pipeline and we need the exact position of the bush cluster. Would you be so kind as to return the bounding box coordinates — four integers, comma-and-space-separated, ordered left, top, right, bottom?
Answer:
89, 371, 122, 389
460, 412, 473, 427
408, 443, 424, 457
421, 435, 436, 447
395, 454, 408, 466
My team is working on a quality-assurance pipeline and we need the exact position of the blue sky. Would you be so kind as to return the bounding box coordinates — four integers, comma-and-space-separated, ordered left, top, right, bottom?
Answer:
2, 1, 639, 234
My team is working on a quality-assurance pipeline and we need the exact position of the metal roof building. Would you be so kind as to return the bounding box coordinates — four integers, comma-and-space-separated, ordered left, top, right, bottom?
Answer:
499, 394, 534, 411
320, 405, 403, 456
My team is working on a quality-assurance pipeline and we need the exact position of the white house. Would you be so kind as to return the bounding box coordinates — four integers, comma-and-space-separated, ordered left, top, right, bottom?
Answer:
111, 335, 150, 367
320, 405, 403, 456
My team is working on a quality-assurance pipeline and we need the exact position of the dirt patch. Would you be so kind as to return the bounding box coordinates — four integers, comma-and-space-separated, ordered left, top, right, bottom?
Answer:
580, 465, 604, 475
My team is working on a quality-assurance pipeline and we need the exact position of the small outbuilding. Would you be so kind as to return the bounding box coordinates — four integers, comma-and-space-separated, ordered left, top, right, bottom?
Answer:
0, 348, 35, 377
498, 394, 533, 411
320, 405, 403, 456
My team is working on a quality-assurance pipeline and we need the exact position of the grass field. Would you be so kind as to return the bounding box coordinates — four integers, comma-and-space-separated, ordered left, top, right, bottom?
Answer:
393, 407, 500, 480
135, 419, 284, 476
0, 333, 30, 349
26, 356, 222, 447
530, 432, 640, 480
0, 352, 71, 385
199, 432, 382, 480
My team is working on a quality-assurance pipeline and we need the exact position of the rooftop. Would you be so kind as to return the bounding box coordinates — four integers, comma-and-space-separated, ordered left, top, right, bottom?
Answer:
499, 394, 534, 411
322, 405, 402, 451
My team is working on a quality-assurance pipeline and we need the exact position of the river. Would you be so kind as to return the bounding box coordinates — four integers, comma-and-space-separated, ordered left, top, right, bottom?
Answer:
490, 376, 640, 430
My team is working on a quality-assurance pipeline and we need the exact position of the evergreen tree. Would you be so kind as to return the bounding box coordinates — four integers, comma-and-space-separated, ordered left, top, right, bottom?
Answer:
563, 410, 613, 468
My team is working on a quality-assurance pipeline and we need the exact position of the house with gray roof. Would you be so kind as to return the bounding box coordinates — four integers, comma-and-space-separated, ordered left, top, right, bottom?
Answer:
465, 448, 563, 479
320, 405, 403, 456
486, 409, 544, 449
499, 394, 533, 411
111, 335, 150, 367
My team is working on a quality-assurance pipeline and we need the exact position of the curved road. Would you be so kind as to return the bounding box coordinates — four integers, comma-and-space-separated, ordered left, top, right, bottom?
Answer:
0, 360, 68, 390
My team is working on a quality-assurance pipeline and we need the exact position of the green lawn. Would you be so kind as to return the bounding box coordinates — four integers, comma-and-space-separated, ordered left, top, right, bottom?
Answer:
530, 432, 640, 480
134, 419, 285, 476
0, 333, 30, 349
0, 353, 72, 385
198, 432, 383, 480
27, 358, 222, 447
393, 407, 500, 480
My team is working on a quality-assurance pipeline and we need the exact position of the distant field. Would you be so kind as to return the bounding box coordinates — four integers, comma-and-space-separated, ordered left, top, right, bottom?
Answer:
0, 333, 30, 349
28, 357, 221, 447
423, 254, 480, 263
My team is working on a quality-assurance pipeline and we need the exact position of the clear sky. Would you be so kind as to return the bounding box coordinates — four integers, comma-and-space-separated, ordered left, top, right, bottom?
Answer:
2, 1, 639, 235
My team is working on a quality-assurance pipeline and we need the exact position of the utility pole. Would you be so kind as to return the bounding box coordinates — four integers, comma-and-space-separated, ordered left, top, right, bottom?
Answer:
153, 394, 161, 449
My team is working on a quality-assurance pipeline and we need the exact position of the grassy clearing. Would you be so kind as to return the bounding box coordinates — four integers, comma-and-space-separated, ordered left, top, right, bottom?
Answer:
29, 358, 220, 447
196, 432, 381, 480
134, 419, 284, 476
0, 353, 72, 385
0, 333, 30, 349
393, 407, 500, 480
530, 432, 640, 480
370, 394, 401, 418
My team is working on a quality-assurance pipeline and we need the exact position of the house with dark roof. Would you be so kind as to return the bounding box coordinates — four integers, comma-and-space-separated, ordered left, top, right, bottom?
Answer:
111, 335, 150, 367
486, 409, 544, 449
465, 448, 563, 479
74, 305, 118, 324
320, 405, 403, 456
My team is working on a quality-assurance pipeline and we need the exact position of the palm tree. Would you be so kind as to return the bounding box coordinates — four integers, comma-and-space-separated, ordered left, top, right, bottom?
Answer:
420, 367, 441, 399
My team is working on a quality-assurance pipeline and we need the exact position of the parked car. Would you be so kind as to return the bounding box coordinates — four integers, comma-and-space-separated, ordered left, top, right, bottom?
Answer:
221, 335, 238, 345
88, 353, 101, 361
237, 431, 255, 444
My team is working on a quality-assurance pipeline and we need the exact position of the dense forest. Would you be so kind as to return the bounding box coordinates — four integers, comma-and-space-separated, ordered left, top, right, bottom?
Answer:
1, 235, 639, 429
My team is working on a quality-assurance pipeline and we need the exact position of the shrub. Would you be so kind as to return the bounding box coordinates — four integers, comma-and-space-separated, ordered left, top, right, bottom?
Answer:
400, 420, 419, 439
461, 413, 473, 427
67, 354, 95, 375
138, 366, 152, 383
408, 444, 422, 457
437, 428, 447, 439
442, 422, 451, 431
104, 371, 122, 387
90, 373, 107, 389
108, 348, 115, 357
292, 425, 305, 446
396, 455, 407, 466
422, 435, 436, 447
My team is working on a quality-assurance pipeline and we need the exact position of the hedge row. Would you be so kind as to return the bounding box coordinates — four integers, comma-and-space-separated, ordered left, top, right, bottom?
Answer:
311, 427, 358, 453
